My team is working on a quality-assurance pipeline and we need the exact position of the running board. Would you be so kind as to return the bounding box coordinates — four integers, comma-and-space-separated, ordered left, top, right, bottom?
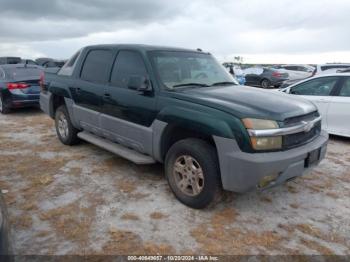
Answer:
77, 131, 156, 165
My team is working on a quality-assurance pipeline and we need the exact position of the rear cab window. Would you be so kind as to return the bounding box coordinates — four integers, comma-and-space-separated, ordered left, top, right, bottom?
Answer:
58, 51, 82, 76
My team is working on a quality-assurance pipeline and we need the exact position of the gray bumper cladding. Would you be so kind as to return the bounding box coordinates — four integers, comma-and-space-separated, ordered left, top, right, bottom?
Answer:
214, 131, 329, 193
39, 92, 52, 117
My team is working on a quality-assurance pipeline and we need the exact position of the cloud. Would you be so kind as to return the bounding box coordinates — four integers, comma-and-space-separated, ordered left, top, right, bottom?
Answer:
0, 43, 45, 58
0, 0, 349, 63
0, 0, 188, 41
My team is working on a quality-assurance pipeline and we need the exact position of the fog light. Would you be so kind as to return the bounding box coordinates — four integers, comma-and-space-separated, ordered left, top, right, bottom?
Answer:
258, 173, 280, 188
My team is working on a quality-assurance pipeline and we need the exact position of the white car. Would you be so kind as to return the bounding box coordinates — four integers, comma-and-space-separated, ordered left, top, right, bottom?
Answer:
278, 65, 315, 80
315, 64, 350, 75
280, 73, 350, 137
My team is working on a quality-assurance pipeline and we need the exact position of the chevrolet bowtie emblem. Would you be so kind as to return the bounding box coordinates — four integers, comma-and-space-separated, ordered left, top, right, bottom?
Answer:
302, 121, 314, 132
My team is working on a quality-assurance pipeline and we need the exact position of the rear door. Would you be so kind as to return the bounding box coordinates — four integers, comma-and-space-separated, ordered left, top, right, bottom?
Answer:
289, 76, 340, 130
326, 77, 350, 137
71, 49, 114, 135
101, 50, 157, 155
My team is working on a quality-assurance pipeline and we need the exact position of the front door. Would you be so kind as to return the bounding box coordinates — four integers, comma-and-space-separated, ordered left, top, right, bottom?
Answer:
101, 50, 157, 155
289, 76, 339, 130
327, 77, 350, 136
71, 49, 114, 135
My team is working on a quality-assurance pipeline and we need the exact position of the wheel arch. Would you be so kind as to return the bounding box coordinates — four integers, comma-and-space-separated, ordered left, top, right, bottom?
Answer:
158, 124, 217, 163
260, 78, 271, 88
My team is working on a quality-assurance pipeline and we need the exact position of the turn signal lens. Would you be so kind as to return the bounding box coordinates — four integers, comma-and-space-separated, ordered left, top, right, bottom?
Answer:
242, 118, 279, 130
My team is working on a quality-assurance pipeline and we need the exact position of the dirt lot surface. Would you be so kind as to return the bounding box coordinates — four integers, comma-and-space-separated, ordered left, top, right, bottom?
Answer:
0, 109, 349, 255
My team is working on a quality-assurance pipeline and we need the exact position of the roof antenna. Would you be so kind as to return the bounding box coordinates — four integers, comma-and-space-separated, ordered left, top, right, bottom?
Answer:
197, 48, 202, 52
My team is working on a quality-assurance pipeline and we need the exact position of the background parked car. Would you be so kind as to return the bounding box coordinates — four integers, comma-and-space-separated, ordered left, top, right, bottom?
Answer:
21, 59, 38, 65
281, 73, 350, 137
35, 58, 66, 68
276, 64, 315, 80
315, 64, 350, 75
0, 64, 43, 114
0, 57, 21, 65
244, 67, 288, 88
337, 68, 350, 73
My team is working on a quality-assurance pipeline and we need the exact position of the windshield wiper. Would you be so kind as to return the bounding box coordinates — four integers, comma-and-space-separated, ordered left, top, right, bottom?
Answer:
172, 83, 210, 88
210, 81, 237, 86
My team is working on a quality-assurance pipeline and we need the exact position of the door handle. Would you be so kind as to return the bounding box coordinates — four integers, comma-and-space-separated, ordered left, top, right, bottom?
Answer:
104, 93, 111, 98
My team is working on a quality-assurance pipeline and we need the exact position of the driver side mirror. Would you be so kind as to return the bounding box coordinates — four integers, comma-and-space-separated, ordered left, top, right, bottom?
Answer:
127, 76, 151, 92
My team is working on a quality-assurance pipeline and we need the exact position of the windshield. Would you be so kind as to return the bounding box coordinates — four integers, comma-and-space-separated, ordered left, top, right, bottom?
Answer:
149, 51, 237, 90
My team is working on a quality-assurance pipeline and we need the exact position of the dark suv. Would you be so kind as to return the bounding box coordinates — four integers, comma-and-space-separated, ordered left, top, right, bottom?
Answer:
40, 44, 328, 208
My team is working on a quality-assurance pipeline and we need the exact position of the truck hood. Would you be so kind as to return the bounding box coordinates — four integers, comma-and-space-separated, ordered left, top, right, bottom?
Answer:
168, 85, 316, 121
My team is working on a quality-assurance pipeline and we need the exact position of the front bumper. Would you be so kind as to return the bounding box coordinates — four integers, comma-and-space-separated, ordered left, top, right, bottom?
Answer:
39, 91, 53, 117
214, 131, 328, 193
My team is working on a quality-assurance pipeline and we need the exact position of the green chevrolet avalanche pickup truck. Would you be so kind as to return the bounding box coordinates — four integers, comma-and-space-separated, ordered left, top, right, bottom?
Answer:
40, 44, 328, 209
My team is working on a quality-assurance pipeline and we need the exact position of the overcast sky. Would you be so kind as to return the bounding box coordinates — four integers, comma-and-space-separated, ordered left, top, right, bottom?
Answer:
0, 0, 349, 64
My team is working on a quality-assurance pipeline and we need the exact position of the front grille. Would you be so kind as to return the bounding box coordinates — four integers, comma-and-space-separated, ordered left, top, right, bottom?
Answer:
283, 111, 320, 127
283, 119, 321, 150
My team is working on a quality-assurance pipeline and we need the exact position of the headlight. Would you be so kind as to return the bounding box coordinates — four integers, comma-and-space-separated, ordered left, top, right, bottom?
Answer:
250, 136, 282, 150
242, 118, 282, 150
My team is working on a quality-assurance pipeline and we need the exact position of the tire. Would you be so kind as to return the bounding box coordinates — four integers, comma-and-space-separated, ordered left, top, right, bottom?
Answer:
0, 94, 10, 114
165, 138, 221, 209
55, 105, 80, 145
261, 79, 271, 89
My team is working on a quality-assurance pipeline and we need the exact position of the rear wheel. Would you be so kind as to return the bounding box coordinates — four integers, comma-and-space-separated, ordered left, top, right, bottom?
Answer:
0, 94, 10, 114
55, 105, 79, 145
165, 138, 221, 209
261, 79, 271, 89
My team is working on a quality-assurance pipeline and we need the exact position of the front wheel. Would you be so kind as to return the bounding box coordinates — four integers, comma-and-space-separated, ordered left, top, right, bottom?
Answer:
261, 79, 271, 89
165, 138, 221, 209
55, 105, 79, 145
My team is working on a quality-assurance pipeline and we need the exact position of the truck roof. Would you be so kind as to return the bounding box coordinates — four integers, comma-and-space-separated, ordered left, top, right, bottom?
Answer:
83, 44, 207, 53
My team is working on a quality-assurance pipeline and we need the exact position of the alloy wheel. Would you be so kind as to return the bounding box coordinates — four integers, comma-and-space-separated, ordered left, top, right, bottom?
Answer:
57, 112, 69, 139
173, 155, 204, 196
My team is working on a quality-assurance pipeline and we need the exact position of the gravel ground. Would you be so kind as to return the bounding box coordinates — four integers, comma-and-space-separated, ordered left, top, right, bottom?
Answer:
0, 108, 349, 255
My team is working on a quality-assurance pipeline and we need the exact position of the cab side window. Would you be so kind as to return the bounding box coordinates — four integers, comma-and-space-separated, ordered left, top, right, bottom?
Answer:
80, 49, 113, 83
110, 50, 147, 88
290, 77, 338, 96
339, 78, 350, 97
